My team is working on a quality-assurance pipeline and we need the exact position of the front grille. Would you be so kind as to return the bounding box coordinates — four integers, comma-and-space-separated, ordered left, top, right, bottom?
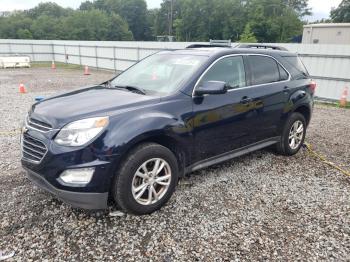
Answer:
27, 116, 53, 132
22, 133, 48, 163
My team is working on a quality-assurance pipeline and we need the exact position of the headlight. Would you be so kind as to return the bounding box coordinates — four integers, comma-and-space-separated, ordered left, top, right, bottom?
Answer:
55, 117, 109, 147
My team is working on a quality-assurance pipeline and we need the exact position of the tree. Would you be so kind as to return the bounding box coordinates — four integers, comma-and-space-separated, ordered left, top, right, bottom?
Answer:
79, 1, 95, 11
155, 0, 304, 42
0, 12, 33, 39
0, 0, 308, 42
282, 0, 311, 17
80, 0, 151, 40
28, 2, 73, 18
169, 0, 247, 42
107, 13, 134, 40
331, 0, 350, 22
245, 0, 303, 42
147, 8, 159, 39
117, 0, 151, 40
61, 9, 109, 40
239, 24, 257, 43
60, 9, 133, 41
156, 0, 184, 37
16, 29, 33, 39
30, 15, 63, 39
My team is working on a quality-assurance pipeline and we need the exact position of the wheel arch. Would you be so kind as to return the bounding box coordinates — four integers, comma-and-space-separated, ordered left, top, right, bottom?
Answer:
116, 133, 190, 178
293, 105, 311, 126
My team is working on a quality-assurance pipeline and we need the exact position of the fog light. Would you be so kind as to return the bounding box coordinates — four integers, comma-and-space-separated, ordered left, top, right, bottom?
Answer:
58, 168, 95, 186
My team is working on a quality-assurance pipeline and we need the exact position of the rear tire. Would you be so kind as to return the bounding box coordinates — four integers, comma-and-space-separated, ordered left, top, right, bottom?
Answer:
276, 112, 306, 156
112, 143, 178, 215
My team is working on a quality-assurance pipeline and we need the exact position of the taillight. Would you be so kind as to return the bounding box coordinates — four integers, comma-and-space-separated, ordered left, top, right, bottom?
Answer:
309, 81, 316, 94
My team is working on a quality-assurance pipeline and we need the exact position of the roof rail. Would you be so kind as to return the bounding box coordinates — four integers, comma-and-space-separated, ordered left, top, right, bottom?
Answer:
209, 39, 232, 47
236, 44, 288, 51
186, 44, 232, 49
186, 39, 232, 49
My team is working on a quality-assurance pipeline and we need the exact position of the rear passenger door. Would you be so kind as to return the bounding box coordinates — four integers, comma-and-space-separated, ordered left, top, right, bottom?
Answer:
243, 55, 290, 142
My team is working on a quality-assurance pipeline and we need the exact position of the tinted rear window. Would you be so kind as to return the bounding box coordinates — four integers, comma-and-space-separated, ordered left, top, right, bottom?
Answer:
283, 56, 309, 76
247, 56, 280, 85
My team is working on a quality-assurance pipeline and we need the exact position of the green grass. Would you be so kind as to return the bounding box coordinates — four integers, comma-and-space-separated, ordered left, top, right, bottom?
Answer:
315, 101, 350, 109
31, 62, 83, 70
335, 101, 350, 109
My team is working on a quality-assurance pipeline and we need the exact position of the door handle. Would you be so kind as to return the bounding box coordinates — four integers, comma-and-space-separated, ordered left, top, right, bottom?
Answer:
240, 96, 252, 104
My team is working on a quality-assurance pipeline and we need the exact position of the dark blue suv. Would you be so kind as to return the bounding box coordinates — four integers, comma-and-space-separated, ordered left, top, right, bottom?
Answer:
21, 45, 314, 215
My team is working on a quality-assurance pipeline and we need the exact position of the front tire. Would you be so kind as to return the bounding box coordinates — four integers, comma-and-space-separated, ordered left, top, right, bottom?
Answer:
112, 143, 178, 215
276, 112, 306, 156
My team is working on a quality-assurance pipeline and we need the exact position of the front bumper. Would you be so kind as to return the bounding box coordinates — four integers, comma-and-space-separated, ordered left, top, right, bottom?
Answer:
20, 123, 121, 210
25, 168, 108, 209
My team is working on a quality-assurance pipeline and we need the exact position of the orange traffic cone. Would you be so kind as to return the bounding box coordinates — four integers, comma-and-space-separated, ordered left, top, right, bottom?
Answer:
19, 83, 26, 94
84, 65, 90, 75
340, 87, 348, 107
51, 60, 56, 70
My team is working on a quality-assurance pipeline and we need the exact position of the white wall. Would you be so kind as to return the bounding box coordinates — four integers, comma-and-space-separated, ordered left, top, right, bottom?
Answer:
0, 39, 349, 101
302, 26, 350, 45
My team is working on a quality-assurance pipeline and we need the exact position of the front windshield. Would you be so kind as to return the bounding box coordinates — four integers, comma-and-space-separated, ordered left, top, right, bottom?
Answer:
111, 53, 207, 95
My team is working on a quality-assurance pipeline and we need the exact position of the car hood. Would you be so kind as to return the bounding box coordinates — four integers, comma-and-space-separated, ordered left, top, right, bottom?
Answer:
30, 85, 160, 128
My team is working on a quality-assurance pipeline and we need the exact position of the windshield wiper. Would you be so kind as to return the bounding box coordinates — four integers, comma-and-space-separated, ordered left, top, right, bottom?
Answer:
113, 85, 146, 95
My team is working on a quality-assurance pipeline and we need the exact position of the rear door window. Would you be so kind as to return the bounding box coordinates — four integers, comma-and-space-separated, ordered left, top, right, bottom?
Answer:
278, 64, 289, 81
282, 55, 309, 78
247, 55, 280, 85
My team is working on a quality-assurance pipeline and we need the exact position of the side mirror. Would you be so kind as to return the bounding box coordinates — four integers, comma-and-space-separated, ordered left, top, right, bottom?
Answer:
194, 81, 228, 96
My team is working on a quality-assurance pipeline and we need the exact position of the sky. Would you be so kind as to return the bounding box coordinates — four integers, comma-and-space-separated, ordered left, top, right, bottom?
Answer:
307, 0, 342, 21
0, 0, 343, 21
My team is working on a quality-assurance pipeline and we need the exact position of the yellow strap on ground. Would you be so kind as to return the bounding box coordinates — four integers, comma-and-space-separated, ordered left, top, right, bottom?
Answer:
304, 142, 350, 177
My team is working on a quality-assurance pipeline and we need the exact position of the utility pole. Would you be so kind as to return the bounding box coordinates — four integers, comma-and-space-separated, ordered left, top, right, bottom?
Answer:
168, 0, 173, 36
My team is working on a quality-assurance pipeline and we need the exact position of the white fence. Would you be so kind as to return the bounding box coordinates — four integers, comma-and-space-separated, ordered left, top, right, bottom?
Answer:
1, 39, 350, 101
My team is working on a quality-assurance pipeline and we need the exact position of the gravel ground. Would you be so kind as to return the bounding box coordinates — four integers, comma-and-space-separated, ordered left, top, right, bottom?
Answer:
0, 67, 349, 261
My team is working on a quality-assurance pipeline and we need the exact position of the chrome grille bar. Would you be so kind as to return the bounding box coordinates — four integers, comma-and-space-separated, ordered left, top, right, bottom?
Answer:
22, 138, 47, 151
21, 134, 48, 164
26, 116, 53, 132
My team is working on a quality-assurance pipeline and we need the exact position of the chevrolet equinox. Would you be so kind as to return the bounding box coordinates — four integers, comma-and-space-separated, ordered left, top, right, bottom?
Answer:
21, 44, 314, 215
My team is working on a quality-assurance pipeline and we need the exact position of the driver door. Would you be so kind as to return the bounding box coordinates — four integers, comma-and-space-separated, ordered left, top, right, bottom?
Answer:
192, 55, 258, 162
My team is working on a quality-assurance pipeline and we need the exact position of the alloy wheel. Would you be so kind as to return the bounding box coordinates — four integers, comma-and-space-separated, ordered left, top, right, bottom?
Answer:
288, 120, 304, 150
131, 158, 172, 205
